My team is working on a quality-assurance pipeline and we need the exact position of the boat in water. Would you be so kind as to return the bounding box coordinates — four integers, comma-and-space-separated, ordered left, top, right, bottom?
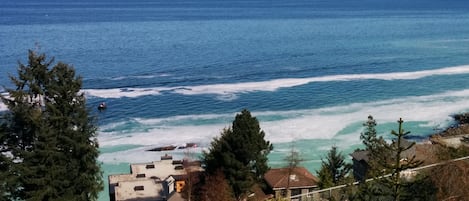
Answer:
98, 102, 107, 111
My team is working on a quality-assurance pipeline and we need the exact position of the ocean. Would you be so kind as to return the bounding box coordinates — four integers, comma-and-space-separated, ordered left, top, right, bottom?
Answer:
2, 0, 469, 200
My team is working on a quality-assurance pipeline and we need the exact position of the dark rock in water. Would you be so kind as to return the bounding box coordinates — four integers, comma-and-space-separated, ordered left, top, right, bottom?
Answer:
147, 143, 198, 152
453, 113, 469, 124
403, 135, 428, 142
178, 143, 197, 149
147, 145, 177, 152
435, 122, 469, 137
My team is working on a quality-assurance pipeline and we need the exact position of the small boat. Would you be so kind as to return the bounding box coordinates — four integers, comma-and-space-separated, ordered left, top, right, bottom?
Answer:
98, 102, 107, 111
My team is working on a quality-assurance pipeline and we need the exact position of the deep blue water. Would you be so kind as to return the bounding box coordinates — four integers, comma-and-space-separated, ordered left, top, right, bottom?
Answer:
3, 0, 469, 200
3, 0, 469, 25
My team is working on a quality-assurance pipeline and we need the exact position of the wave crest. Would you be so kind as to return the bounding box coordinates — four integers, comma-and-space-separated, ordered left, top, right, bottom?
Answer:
84, 65, 469, 99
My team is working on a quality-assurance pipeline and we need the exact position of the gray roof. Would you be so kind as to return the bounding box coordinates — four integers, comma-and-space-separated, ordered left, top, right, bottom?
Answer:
350, 150, 369, 162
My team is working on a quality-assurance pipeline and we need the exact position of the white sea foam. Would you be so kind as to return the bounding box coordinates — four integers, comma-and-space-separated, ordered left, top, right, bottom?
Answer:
84, 87, 168, 98
99, 146, 204, 164
84, 65, 469, 99
97, 89, 469, 163
0, 103, 7, 111
0, 93, 10, 111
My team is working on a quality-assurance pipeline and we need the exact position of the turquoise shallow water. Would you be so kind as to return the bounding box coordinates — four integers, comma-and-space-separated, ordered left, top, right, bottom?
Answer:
99, 163, 130, 200
3, 1, 469, 200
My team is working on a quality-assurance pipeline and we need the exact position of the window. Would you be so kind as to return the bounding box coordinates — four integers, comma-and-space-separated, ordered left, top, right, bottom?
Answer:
291, 189, 301, 197
136, 174, 146, 178
172, 160, 183, 165
146, 164, 155, 169
134, 186, 144, 191
281, 190, 288, 197
307, 188, 313, 197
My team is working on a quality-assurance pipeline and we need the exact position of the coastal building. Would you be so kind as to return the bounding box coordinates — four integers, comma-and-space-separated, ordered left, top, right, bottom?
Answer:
350, 150, 370, 182
350, 139, 417, 182
108, 154, 203, 201
264, 167, 319, 201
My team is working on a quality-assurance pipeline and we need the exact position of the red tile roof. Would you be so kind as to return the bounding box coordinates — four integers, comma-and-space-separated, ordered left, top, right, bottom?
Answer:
264, 167, 319, 190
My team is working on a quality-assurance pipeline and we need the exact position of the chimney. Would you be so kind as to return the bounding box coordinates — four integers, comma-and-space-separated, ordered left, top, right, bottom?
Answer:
289, 174, 297, 181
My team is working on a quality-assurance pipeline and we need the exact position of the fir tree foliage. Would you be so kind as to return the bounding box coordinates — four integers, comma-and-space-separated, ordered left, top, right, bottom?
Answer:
361, 115, 387, 155
203, 109, 273, 199
360, 115, 378, 149
359, 115, 387, 178
317, 146, 351, 188
384, 118, 423, 201
0, 50, 102, 200
316, 164, 334, 189
400, 174, 436, 201
0, 130, 10, 201
359, 118, 423, 201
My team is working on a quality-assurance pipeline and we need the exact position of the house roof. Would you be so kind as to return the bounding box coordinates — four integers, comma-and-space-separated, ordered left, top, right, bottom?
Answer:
350, 139, 416, 163
350, 150, 369, 162
264, 167, 319, 190
109, 156, 204, 201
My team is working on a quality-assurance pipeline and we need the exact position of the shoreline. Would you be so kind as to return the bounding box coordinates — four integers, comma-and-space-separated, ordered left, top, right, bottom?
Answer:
431, 112, 469, 137
428, 113, 469, 148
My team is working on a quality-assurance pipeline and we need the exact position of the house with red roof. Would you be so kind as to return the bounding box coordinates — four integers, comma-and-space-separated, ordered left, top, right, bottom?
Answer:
263, 167, 319, 201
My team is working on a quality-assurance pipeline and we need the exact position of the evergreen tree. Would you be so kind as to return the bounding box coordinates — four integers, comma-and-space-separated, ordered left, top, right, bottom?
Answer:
0, 50, 102, 200
349, 182, 374, 201
317, 146, 351, 187
350, 116, 385, 199
400, 174, 436, 201
316, 164, 334, 189
0, 125, 21, 201
360, 115, 378, 150
0, 131, 10, 201
203, 109, 273, 200
360, 116, 387, 179
361, 118, 423, 201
